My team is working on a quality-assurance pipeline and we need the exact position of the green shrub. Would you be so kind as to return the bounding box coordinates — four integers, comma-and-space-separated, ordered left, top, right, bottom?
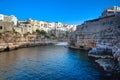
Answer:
45, 35, 51, 39
36, 29, 46, 35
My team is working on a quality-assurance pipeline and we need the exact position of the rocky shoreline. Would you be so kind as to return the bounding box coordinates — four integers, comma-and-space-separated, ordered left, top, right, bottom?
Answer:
68, 43, 120, 79
88, 44, 120, 80
0, 41, 57, 52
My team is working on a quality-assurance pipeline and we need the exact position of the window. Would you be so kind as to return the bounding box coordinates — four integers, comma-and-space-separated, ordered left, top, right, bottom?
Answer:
0, 26, 2, 30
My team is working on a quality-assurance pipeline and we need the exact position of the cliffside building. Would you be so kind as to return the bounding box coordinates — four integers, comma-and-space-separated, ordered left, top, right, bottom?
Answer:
0, 14, 18, 33
69, 6, 120, 50
0, 14, 17, 26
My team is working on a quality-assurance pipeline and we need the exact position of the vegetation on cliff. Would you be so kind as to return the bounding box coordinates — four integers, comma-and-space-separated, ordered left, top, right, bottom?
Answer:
36, 29, 51, 39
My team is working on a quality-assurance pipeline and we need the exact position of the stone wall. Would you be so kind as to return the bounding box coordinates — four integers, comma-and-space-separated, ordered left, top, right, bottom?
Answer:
0, 21, 14, 33
68, 14, 120, 50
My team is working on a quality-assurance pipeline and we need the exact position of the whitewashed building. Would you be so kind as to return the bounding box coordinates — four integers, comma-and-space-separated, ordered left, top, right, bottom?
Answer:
0, 14, 18, 26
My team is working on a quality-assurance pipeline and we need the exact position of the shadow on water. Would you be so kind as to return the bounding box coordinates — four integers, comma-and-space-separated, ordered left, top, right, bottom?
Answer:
68, 48, 120, 80
88, 56, 120, 80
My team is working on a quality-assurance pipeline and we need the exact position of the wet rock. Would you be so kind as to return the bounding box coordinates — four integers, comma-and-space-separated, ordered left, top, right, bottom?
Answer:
89, 44, 120, 74
88, 54, 113, 59
95, 59, 113, 71
88, 47, 112, 55
95, 58, 120, 73
113, 49, 120, 60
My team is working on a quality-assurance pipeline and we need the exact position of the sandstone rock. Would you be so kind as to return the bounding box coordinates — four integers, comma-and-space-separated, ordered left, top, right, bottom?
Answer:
0, 46, 7, 52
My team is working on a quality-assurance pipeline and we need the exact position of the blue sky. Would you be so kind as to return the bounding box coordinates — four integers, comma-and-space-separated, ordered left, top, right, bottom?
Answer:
0, 0, 120, 24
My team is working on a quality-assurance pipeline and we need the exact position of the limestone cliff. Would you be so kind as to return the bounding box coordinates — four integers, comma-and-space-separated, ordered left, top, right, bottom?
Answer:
0, 31, 50, 51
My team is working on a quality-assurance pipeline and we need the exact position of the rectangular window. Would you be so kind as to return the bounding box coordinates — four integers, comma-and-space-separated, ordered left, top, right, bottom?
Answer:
0, 26, 2, 30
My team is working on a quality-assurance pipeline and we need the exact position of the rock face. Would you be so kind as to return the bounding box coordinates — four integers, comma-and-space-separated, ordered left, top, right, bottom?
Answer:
68, 6, 120, 74
95, 58, 120, 73
88, 47, 112, 55
114, 49, 120, 68
68, 32, 96, 50
95, 59, 113, 71
0, 31, 55, 52
88, 44, 120, 73
114, 49, 120, 60
0, 45, 6, 51
68, 6, 120, 49
68, 21, 120, 73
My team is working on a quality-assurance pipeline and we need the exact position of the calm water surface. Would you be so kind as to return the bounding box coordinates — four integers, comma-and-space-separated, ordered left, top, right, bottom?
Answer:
0, 46, 104, 80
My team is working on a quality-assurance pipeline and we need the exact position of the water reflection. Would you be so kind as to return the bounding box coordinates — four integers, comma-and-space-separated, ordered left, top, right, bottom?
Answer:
0, 46, 103, 80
